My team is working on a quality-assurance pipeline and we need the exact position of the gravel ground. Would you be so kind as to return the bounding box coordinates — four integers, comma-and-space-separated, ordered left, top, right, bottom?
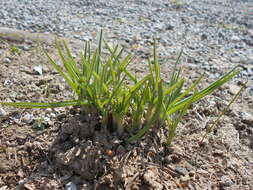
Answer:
0, 0, 252, 80
1, 1, 253, 189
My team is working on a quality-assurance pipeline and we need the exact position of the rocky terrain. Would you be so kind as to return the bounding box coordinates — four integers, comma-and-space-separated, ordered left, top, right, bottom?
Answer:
0, 0, 252, 79
0, 0, 253, 189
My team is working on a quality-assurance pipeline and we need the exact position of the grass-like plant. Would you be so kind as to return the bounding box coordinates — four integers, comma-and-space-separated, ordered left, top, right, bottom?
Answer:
0, 31, 241, 144
10, 44, 21, 55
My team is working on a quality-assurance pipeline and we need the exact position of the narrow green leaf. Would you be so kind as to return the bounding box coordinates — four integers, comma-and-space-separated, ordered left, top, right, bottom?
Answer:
0, 100, 87, 108
123, 74, 151, 111
202, 80, 247, 141
166, 66, 241, 115
132, 81, 149, 129
104, 40, 136, 83
105, 74, 127, 106
147, 57, 155, 86
166, 73, 204, 109
44, 50, 77, 93
87, 50, 97, 84
56, 41, 80, 83
169, 50, 183, 86
167, 89, 198, 144
127, 80, 163, 143
153, 40, 160, 90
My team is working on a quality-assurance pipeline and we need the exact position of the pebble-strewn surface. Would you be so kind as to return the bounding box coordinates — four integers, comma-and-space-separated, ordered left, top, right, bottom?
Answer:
0, 1, 253, 189
0, 0, 252, 80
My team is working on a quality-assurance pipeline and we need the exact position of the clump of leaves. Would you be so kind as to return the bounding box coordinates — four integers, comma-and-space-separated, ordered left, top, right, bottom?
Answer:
0, 31, 241, 144
32, 117, 49, 130
10, 45, 21, 55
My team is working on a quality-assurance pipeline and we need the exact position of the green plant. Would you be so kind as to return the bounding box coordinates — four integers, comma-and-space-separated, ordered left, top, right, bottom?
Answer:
201, 81, 247, 143
170, 0, 184, 8
32, 117, 48, 130
10, 45, 21, 55
0, 31, 241, 144
218, 22, 234, 30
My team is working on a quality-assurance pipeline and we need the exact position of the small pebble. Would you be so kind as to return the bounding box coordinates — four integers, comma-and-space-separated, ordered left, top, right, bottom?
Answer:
3, 57, 11, 64
22, 113, 33, 124
241, 112, 253, 126
0, 186, 8, 190
66, 182, 77, 190
220, 175, 234, 187
33, 65, 43, 75
231, 35, 240, 42
228, 84, 241, 95
0, 106, 7, 117
212, 150, 224, 157
175, 166, 188, 176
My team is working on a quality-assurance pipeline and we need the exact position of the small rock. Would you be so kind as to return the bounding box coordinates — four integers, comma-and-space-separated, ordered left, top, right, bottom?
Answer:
201, 33, 208, 40
22, 113, 33, 124
33, 65, 43, 75
231, 35, 240, 42
3, 57, 11, 64
3, 79, 11, 86
165, 24, 174, 30
0, 186, 8, 190
241, 112, 253, 126
197, 169, 209, 177
245, 54, 253, 64
50, 113, 56, 118
218, 32, 223, 38
230, 57, 241, 63
21, 45, 30, 51
228, 84, 241, 95
0, 106, 7, 117
17, 169, 25, 178
220, 175, 234, 187
175, 166, 188, 176
212, 150, 224, 157
248, 29, 253, 37
189, 170, 195, 177
180, 175, 191, 184
243, 37, 253, 46
66, 182, 77, 190
18, 179, 27, 185
143, 169, 163, 190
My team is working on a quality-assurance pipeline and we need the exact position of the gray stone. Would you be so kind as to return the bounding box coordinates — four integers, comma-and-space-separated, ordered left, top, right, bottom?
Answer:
21, 45, 30, 51
0, 186, 8, 190
22, 113, 33, 124
33, 65, 43, 75
201, 33, 208, 40
230, 57, 241, 63
175, 166, 188, 176
241, 112, 253, 126
165, 23, 175, 30
231, 35, 240, 42
0, 106, 6, 117
66, 182, 77, 190
228, 84, 241, 95
245, 56, 253, 65
220, 175, 234, 187
3, 57, 11, 64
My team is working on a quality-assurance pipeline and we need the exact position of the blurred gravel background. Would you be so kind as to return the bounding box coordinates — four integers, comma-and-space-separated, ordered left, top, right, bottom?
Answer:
0, 0, 252, 81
